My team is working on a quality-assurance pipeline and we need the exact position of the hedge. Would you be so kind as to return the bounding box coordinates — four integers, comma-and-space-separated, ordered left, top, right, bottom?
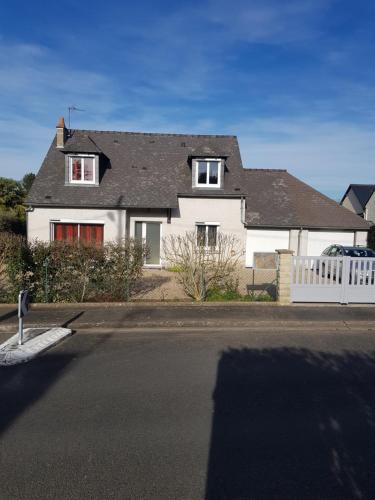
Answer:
0, 233, 147, 303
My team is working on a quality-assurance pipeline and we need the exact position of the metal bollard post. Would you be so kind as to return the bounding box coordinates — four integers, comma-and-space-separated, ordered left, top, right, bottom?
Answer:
18, 290, 29, 346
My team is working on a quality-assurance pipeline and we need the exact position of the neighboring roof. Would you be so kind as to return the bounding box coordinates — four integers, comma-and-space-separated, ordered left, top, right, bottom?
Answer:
27, 130, 244, 208
243, 169, 371, 230
340, 184, 375, 209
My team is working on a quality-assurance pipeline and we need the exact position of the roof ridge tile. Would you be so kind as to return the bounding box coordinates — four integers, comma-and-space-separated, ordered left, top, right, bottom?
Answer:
71, 129, 237, 139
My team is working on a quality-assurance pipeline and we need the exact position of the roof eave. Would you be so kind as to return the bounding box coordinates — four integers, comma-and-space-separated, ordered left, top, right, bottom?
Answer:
245, 222, 371, 230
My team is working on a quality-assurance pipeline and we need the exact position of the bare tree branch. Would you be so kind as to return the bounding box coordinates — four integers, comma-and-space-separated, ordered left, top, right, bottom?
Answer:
163, 231, 242, 301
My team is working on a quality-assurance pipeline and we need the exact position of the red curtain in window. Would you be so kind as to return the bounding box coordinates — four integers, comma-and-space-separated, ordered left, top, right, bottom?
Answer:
83, 158, 94, 181
72, 159, 81, 180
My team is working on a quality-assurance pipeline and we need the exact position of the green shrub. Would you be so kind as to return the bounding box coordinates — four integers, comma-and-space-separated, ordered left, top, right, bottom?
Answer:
242, 292, 274, 302
0, 232, 32, 302
206, 288, 242, 301
206, 288, 274, 302
0, 237, 147, 303
0, 210, 26, 234
101, 239, 147, 301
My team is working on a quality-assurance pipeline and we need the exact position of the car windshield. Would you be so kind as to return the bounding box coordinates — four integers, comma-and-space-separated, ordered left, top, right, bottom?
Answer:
343, 248, 375, 257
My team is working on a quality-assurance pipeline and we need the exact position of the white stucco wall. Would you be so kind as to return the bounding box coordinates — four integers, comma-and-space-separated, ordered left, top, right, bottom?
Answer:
166, 197, 244, 240
27, 207, 127, 242
28, 204, 369, 271
307, 231, 354, 256
245, 228, 369, 268
355, 231, 368, 246
246, 229, 290, 267
128, 197, 246, 265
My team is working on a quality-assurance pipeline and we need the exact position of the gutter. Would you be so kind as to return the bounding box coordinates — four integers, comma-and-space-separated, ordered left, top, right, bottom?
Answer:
297, 227, 303, 256
244, 224, 370, 231
241, 196, 245, 225
177, 193, 244, 199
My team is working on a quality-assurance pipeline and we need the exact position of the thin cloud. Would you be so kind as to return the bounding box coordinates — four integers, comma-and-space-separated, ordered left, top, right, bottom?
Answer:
204, 0, 333, 44
235, 117, 375, 199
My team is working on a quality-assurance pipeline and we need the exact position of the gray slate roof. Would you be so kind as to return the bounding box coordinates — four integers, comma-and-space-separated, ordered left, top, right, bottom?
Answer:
27, 130, 244, 209
340, 184, 375, 210
27, 127, 370, 231
243, 169, 370, 230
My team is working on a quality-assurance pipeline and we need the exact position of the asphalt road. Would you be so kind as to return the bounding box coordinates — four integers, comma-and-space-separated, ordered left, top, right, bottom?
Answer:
1, 327, 375, 499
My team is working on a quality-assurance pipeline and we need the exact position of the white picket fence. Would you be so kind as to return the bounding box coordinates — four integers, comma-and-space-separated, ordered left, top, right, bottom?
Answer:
291, 256, 375, 303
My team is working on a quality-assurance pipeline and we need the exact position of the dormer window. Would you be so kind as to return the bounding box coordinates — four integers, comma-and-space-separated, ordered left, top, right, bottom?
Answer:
196, 159, 221, 187
69, 155, 96, 184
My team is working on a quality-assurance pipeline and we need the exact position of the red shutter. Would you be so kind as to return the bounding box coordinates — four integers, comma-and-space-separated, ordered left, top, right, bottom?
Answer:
80, 225, 88, 243
66, 224, 78, 241
54, 224, 63, 241
95, 225, 104, 245
79, 224, 103, 245
54, 223, 78, 242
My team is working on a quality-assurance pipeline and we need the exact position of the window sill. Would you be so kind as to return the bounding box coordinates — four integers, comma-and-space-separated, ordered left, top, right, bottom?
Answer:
64, 182, 99, 187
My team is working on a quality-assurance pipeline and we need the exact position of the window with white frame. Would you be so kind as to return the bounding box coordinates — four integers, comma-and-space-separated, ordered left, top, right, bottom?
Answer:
69, 155, 95, 184
196, 159, 221, 187
196, 223, 218, 248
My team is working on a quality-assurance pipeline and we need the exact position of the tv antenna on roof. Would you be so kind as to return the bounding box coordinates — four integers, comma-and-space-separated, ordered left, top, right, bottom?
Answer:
68, 105, 85, 131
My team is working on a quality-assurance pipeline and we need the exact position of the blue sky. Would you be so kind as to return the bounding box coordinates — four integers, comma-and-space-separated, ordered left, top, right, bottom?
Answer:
1, 0, 375, 200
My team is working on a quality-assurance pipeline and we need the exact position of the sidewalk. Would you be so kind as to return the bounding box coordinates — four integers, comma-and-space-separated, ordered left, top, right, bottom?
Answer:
1, 302, 375, 333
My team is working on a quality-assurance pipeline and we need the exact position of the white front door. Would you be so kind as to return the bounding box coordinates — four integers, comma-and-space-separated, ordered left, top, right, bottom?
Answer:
135, 222, 161, 266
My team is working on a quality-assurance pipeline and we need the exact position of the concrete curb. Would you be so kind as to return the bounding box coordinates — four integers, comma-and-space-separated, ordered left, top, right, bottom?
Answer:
0, 327, 72, 366
0, 301, 278, 309
0, 300, 375, 311
1, 321, 375, 335
1, 301, 374, 310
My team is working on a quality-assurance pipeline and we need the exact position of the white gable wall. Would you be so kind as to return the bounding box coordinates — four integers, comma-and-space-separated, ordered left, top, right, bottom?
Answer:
342, 189, 363, 215
365, 191, 375, 223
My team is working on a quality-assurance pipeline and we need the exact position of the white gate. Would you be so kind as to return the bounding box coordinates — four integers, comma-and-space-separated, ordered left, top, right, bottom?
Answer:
291, 256, 375, 303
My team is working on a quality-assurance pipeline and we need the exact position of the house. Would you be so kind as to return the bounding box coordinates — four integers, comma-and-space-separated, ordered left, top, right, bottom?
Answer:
340, 184, 375, 224
26, 118, 370, 268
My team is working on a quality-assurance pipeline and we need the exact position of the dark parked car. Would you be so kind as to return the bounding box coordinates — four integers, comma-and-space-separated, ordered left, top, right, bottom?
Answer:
320, 245, 375, 284
322, 245, 375, 258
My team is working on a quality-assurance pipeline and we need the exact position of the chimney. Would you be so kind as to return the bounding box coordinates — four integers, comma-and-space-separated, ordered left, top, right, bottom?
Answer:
56, 116, 66, 148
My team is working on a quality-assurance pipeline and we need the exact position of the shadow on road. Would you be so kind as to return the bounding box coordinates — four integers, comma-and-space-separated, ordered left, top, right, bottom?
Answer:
0, 308, 17, 323
205, 347, 375, 500
0, 353, 73, 437
0, 332, 112, 437
61, 311, 85, 328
